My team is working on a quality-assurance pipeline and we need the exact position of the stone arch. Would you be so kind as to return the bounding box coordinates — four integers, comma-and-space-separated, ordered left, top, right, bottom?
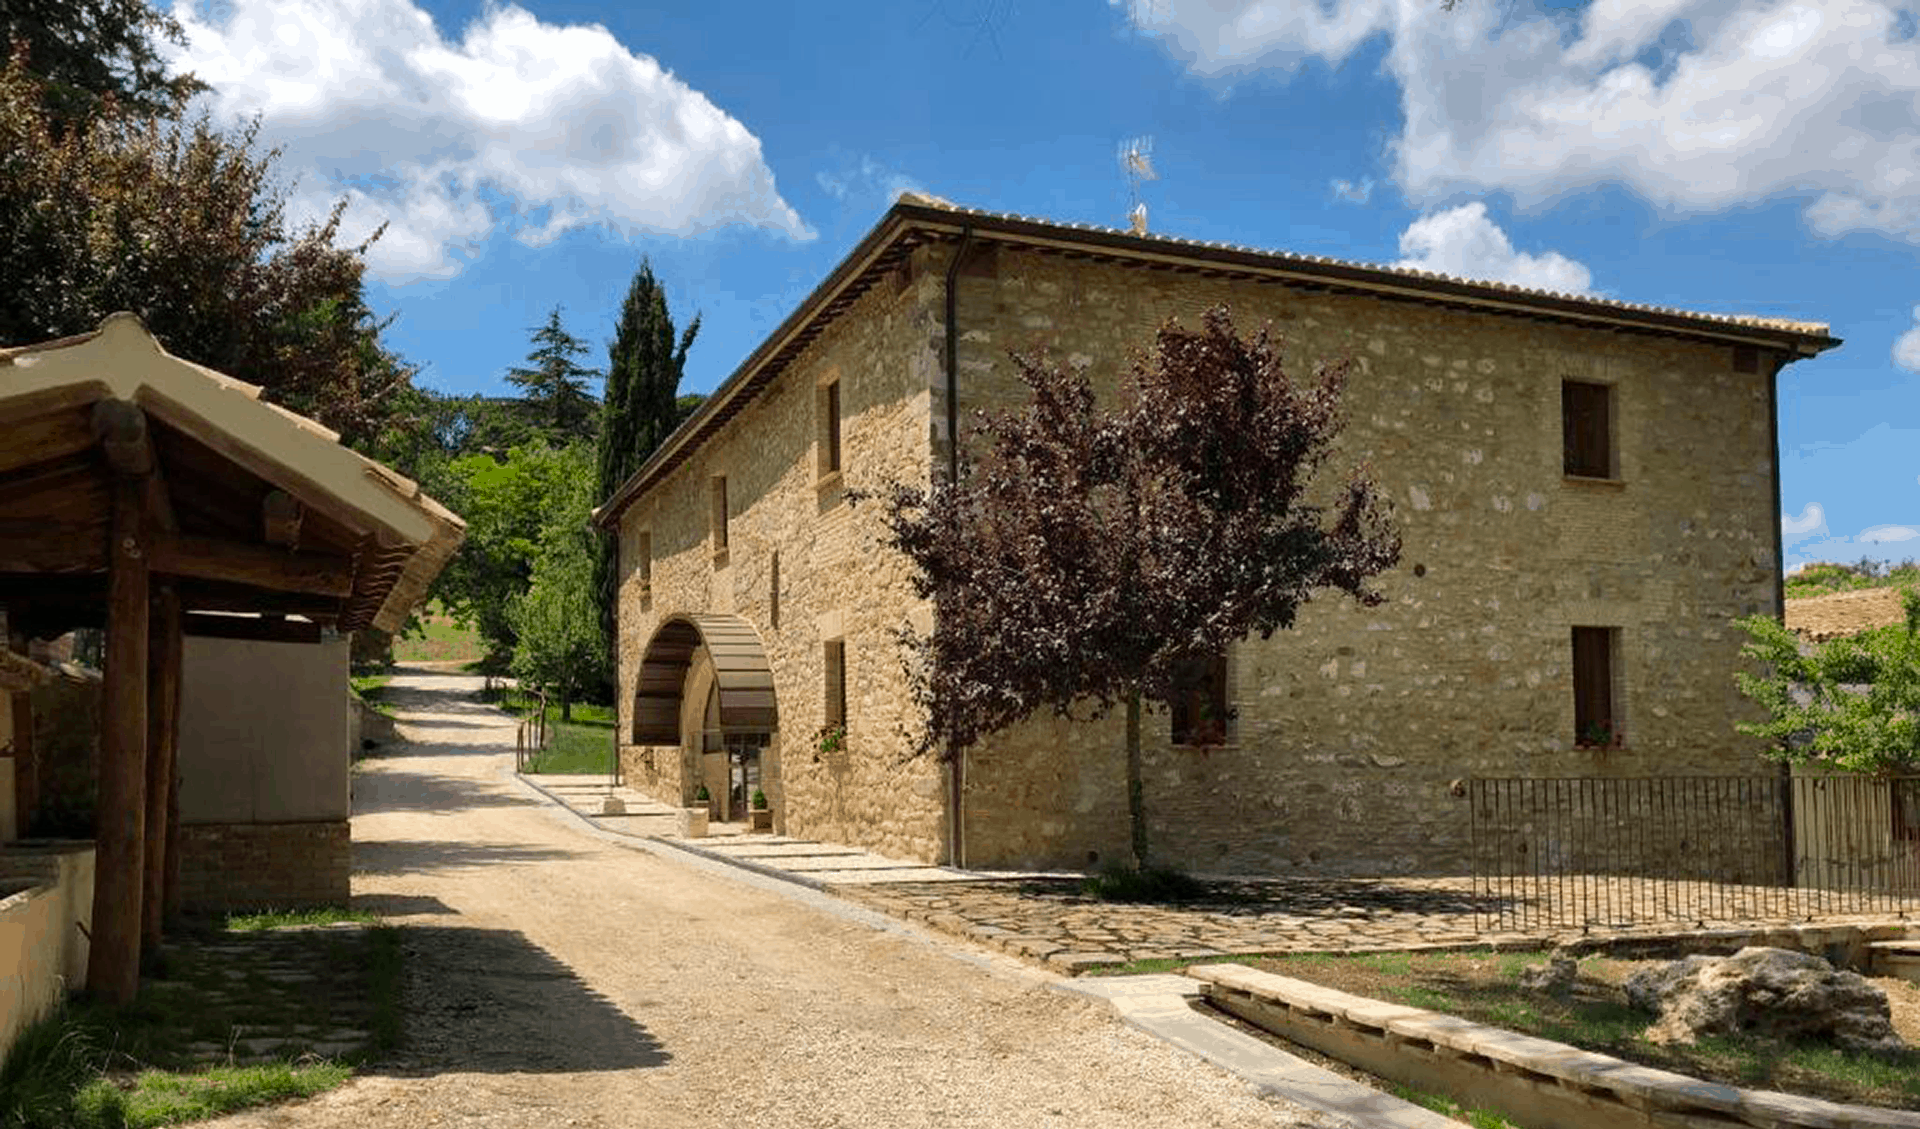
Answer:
632, 614, 777, 745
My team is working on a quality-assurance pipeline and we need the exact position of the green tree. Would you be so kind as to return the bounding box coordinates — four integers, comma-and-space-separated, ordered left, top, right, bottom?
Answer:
437, 443, 593, 675
1733, 589, 1920, 775
0, 46, 411, 444
509, 465, 602, 721
870, 306, 1400, 869
507, 306, 601, 445
594, 260, 699, 680
2, 0, 207, 123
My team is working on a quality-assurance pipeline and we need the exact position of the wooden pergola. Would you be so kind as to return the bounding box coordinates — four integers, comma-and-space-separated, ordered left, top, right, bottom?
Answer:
0, 313, 464, 1003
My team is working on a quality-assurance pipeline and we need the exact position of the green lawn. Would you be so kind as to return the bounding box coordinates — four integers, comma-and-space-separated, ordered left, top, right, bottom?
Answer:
498, 688, 618, 775
392, 602, 483, 663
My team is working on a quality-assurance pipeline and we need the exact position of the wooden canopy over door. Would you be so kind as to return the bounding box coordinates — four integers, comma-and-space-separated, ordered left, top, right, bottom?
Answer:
0, 314, 465, 1003
632, 614, 778, 745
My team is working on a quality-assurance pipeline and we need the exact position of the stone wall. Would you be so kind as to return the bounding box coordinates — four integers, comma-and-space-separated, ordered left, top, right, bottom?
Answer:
615, 249, 951, 862
942, 243, 1784, 875
615, 235, 1790, 876
175, 821, 349, 911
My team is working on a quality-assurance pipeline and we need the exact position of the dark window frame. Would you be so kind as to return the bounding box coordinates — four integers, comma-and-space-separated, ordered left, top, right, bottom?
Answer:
1572, 626, 1620, 747
1171, 652, 1231, 746
1563, 380, 1614, 479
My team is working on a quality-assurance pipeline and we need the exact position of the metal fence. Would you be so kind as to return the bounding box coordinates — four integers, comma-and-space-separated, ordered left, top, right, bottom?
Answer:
1468, 775, 1920, 932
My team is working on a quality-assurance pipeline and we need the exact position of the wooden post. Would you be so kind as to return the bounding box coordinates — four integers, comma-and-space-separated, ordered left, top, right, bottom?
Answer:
10, 690, 33, 836
87, 474, 150, 1003
88, 400, 156, 1004
141, 587, 181, 951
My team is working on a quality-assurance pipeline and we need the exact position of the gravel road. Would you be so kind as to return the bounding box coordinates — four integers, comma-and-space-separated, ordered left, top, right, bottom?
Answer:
204, 665, 1351, 1128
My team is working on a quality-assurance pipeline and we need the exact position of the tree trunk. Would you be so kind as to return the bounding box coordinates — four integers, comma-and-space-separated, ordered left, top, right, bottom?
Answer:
561, 693, 572, 723
1126, 690, 1148, 871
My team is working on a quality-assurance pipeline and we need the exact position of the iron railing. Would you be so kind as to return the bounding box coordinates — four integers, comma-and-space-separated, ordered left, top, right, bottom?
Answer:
1468, 775, 1920, 932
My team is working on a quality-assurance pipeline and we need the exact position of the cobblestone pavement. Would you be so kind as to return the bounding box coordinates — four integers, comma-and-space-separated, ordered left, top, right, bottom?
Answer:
147, 923, 379, 1066
840, 876, 1919, 974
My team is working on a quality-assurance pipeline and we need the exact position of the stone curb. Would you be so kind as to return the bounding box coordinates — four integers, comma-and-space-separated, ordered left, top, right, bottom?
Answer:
1190, 962, 1920, 1129
1054, 975, 1458, 1129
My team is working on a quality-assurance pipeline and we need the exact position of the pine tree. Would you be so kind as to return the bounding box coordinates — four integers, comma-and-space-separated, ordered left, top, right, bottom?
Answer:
594, 261, 699, 674
506, 306, 601, 444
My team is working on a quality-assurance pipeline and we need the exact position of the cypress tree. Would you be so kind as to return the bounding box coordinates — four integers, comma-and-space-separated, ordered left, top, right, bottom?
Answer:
595, 261, 699, 677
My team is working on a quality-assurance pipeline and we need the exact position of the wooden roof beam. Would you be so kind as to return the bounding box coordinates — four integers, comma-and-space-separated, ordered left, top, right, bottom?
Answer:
262, 490, 302, 549
150, 533, 353, 597
0, 521, 107, 572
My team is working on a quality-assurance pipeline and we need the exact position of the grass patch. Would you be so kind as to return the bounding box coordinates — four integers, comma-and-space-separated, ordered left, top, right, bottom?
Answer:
392, 601, 483, 663
0, 919, 405, 1127
226, 906, 376, 932
75, 1061, 351, 1128
347, 673, 395, 718
1250, 948, 1920, 1110
497, 686, 619, 775
1388, 1084, 1520, 1128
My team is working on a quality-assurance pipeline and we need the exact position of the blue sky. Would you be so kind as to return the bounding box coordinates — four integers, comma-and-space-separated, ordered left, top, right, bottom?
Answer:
159, 0, 1920, 571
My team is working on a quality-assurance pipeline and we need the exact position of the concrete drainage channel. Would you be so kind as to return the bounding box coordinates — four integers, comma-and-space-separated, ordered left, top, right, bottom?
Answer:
1187, 960, 1920, 1129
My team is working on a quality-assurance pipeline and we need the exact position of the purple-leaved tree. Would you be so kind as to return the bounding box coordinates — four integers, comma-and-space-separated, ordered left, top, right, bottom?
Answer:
871, 305, 1401, 870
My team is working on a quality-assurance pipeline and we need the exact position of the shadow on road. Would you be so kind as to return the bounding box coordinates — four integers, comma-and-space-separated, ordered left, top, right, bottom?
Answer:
375, 926, 669, 1075
353, 840, 584, 876
353, 892, 460, 917
353, 770, 539, 815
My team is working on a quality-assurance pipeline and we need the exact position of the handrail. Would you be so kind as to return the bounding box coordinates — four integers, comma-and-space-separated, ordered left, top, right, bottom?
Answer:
513, 688, 549, 773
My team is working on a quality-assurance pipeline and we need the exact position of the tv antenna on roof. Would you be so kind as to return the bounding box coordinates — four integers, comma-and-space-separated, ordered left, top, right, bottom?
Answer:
1119, 135, 1157, 235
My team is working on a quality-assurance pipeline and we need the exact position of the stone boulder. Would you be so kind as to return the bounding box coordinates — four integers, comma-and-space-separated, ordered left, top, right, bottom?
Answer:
1623, 947, 1904, 1055
1518, 955, 1578, 997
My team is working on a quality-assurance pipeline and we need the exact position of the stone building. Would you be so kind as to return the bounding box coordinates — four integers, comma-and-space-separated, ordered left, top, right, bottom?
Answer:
593, 195, 1841, 877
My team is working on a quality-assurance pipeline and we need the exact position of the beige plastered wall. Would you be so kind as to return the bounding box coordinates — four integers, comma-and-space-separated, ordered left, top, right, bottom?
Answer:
177, 635, 351, 824
0, 843, 93, 1057
944, 243, 1785, 875
615, 253, 950, 862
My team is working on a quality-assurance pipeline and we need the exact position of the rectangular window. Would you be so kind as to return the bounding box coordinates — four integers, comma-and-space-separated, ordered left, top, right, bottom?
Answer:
1563, 380, 1613, 478
820, 379, 842, 476
636, 529, 652, 593
823, 640, 847, 728
1572, 626, 1619, 747
1171, 652, 1230, 746
710, 475, 728, 553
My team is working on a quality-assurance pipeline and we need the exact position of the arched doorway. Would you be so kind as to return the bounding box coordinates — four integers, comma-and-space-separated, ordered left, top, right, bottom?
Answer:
633, 615, 778, 824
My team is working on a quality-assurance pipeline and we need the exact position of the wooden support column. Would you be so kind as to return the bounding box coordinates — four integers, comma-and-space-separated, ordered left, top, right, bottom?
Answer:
141, 587, 181, 951
87, 401, 152, 1004
10, 689, 34, 836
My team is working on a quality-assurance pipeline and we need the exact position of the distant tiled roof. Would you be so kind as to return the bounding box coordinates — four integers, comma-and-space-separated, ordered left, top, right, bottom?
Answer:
596, 194, 1843, 525
1784, 587, 1914, 642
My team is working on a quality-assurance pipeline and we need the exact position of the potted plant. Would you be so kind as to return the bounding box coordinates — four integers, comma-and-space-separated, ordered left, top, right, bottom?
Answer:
748, 788, 773, 832
1576, 720, 1622, 749
814, 723, 846, 760
693, 783, 713, 817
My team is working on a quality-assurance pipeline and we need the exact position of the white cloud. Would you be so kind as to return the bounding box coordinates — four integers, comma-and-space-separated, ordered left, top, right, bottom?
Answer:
1782, 502, 1828, 540
166, 0, 809, 283
1392, 202, 1593, 292
1895, 305, 1920, 372
1860, 524, 1920, 543
816, 155, 923, 205
1122, 0, 1920, 244
1330, 177, 1374, 204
